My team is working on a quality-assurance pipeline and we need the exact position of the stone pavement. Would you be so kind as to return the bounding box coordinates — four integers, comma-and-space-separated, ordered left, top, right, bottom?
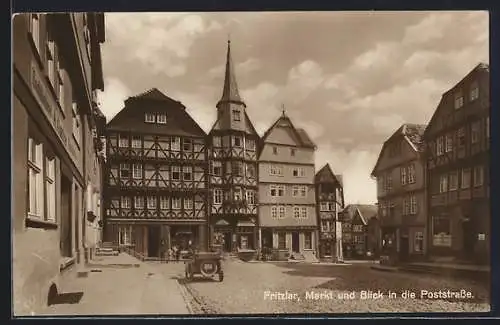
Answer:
39, 254, 190, 316
185, 260, 490, 314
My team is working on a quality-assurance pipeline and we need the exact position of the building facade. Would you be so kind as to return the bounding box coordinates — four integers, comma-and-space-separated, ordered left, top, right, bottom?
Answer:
371, 124, 427, 263
208, 41, 260, 252
258, 111, 318, 261
315, 164, 345, 262
12, 13, 105, 314
103, 89, 209, 258
340, 205, 378, 258
424, 63, 490, 264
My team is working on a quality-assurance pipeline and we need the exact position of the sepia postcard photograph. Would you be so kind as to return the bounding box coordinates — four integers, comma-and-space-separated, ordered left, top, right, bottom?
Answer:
11, 10, 491, 317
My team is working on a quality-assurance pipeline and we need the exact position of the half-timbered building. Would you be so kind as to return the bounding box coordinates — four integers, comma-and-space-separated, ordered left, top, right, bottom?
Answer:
104, 88, 209, 258
424, 63, 490, 265
371, 123, 427, 263
259, 111, 318, 261
340, 204, 378, 259
13, 13, 105, 314
208, 41, 260, 252
315, 164, 345, 262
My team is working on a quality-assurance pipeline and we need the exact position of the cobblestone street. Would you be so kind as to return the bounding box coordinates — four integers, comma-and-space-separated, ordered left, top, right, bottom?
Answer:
38, 257, 490, 315
176, 259, 490, 314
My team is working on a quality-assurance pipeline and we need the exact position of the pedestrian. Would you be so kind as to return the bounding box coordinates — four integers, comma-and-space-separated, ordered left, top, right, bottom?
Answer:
172, 245, 178, 262
174, 245, 180, 262
166, 247, 173, 263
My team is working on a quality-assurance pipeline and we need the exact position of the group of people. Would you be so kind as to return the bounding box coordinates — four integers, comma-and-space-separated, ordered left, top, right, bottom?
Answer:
160, 239, 195, 262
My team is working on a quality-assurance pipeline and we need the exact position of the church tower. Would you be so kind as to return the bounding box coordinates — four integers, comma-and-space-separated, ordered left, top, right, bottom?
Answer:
208, 40, 260, 253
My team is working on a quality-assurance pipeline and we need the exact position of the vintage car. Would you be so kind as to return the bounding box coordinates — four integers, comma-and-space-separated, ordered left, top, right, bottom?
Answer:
184, 251, 224, 282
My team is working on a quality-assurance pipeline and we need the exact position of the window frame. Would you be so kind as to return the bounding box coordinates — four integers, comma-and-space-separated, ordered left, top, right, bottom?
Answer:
449, 171, 458, 191
469, 81, 479, 102
214, 189, 223, 205
454, 91, 464, 109
157, 113, 167, 124
147, 196, 157, 210
132, 163, 142, 179
145, 113, 156, 123
304, 232, 312, 250
473, 166, 484, 187
400, 167, 407, 186
121, 196, 131, 209
439, 174, 448, 193
437, 136, 444, 156
414, 231, 424, 252
461, 168, 471, 189
232, 110, 241, 122
445, 134, 453, 152
131, 136, 141, 149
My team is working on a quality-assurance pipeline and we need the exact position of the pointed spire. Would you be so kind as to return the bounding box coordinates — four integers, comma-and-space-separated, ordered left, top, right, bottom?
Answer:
217, 39, 245, 108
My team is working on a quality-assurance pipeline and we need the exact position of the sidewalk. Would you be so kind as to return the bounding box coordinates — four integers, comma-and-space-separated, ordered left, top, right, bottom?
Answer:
39, 254, 190, 316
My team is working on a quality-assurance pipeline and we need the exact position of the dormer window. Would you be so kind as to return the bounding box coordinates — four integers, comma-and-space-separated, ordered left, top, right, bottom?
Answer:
157, 113, 167, 124
454, 91, 464, 109
233, 110, 241, 122
469, 81, 479, 102
272, 147, 278, 155
145, 113, 155, 123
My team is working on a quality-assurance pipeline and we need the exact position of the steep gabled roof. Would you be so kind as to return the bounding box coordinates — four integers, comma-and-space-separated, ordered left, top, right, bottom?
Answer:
370, 123, 426, 176
424, 62, 489, 139
315, 163, 343, 187
341, 204, 378, 225
216, 40, 246, 108
106, 88, 206, 137
260, 111, 316, 149
130, 87, 178, 102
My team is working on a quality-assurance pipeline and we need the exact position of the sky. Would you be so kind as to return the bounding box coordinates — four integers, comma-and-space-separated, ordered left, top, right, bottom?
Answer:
97, 11, 489, 205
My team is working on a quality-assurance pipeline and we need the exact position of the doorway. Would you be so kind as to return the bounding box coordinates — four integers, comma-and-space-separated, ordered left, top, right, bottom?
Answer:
462, 219, 476, 258
60, 175, 72, 257
262, 229, 273, 249
148, 226, 161, 257
399, 235, 409, 262
292, 232, 300, 253
223, 232, 231, 252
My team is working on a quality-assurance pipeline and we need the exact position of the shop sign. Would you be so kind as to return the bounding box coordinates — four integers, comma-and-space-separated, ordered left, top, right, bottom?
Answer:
30, 61, 78, 165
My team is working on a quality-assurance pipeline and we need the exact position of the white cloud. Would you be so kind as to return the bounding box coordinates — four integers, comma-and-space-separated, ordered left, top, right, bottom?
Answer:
206, 58, 262, 80
315, 142, 378, 205
402, 12, 455, 46
238, 58, 262, 74
97, 78, 131, 120
352, 41, 399, 70
241, 82, 281, 131
167, 90, 215, 133
105, 13, 221, 77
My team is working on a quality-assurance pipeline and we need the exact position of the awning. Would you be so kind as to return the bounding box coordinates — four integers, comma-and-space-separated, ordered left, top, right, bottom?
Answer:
236, 221, 255, 227
215, 219, 230, 226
